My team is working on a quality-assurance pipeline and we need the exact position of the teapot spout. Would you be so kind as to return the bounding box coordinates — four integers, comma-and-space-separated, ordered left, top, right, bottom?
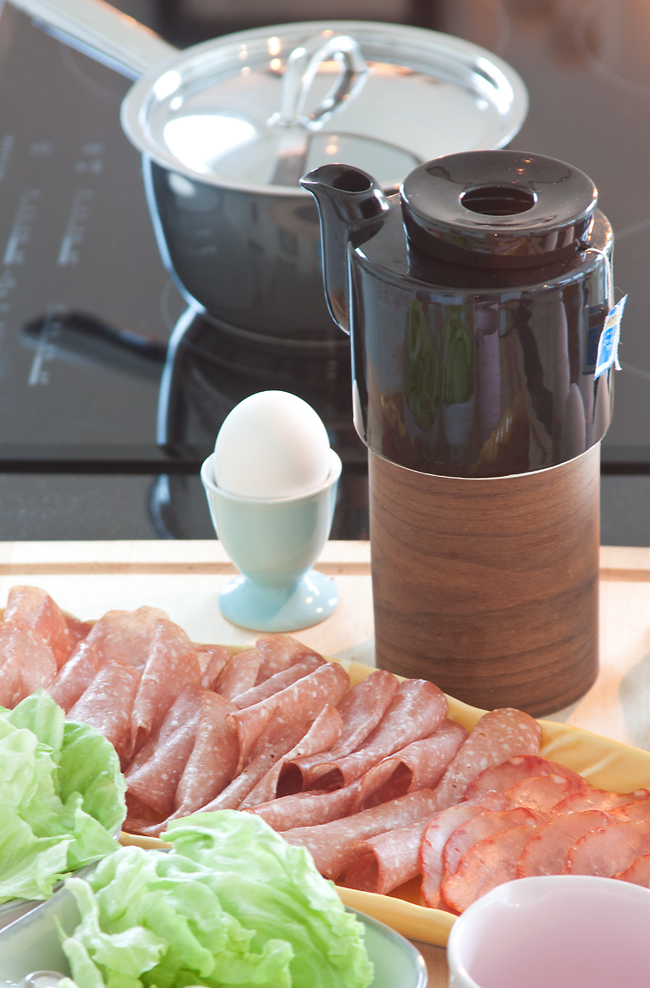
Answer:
300, 164, 389, 334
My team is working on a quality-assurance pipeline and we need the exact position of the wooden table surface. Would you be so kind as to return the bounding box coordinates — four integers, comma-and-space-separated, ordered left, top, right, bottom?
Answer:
2, 539, 650, 986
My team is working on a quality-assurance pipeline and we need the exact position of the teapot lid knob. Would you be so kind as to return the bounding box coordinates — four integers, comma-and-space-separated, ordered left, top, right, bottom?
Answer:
401, 150, 597, 268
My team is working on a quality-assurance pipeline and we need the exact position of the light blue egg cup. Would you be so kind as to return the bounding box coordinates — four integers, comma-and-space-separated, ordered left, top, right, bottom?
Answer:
200, 449, 342, 632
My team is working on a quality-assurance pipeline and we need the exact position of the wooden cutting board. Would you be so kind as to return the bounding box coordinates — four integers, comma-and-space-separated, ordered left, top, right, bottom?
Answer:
1, 539, 649, 985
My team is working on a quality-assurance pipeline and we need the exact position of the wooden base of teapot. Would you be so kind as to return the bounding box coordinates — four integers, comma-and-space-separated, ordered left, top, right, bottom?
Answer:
369, 446, 600, 718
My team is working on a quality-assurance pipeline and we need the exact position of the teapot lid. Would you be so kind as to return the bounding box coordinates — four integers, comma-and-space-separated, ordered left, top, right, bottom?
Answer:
401, 150, 598, 267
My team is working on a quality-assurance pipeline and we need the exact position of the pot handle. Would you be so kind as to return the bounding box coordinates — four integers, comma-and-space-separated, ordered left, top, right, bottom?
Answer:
269, 33, 369, 131
7, 0, 178, 78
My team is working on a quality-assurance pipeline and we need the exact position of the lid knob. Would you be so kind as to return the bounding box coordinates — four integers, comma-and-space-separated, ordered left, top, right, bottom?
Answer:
401, 150, 598, 268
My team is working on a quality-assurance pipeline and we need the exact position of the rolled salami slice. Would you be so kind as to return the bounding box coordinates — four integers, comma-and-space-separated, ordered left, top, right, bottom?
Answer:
431, 708, 542, 812
345, 816, 434, 895
565, 820, 650, 877
228, 661, 350, 773
45, 639, 101, 712
442, 823, 544, 913
308, 680, 448, 791
443, 807, 545, 879
281, 788, 440, 880
352, 719, 468, 812
0, 621, 58, 708
68, 659, 141, 747
420, 793, 510, 909
253, 633, 323, 682
4, 585, 71, 667
245, 782, 361, 832
215, 649, 262, 700
233, 655, 324, 709
125, 685, 204, 816
615, 853, 650, 886
196, 645, 232, 690
81, 606, 169, 670
126, 617, 201, 759
464, 754, 584, 800
65, 615, 93, 651
240, 705, 343, 808
171, 690, 239, 816
518, 811, 612, 878
282, 669, 399, 794
553, 789, 650, 814
504, 774, 590, 813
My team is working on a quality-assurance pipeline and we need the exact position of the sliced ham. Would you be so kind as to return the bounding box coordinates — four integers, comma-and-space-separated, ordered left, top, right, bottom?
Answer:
253, 633, 323, 682
125, 685, 204, 816
125, 617, 201, 759
431, 708, 542, 812
352, 719, 468, 812
68, 659, 141, 747
281, 669, 399, 794
215, 649, 262, 700
196, 644, 232, 689
4, 585, 72, 667
80, 606, 169, 670
227, 660, 350, 773
518, 810, 612, 878
565, 820, 650, 877
504, 774, 590, 813
615, 853, 650, 886
464, 754, 585, 800
553, 789, 650, 814
233, 655, 324, 709
245, 782, 361, 832
420, 793, 510, 909
443, 807, 544, 879
45, 639, 101, 712
239, 705, 343, 808
307, 679, 448, 791
0, 622, 58, 708
442, 824, 544, 913
281, 788, 440, 880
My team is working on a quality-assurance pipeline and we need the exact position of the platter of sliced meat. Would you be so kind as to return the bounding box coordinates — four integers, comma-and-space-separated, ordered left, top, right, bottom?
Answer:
2, 584, 650, 947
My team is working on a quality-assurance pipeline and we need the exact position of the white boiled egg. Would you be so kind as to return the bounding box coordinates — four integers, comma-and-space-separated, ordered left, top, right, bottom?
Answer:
214, 390, 331, 499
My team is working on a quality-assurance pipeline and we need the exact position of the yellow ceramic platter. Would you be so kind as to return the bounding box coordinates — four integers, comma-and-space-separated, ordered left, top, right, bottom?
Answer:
120, 655, 650, 947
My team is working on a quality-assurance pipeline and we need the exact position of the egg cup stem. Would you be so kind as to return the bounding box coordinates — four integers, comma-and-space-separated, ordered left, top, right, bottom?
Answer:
218, 569, 339, 632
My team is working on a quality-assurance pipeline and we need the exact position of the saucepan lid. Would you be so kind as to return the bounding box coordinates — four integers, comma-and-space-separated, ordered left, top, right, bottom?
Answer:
121, 20, 528, 195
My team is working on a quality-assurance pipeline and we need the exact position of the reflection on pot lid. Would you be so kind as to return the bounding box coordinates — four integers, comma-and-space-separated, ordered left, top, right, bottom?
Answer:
121, 20, 528, 195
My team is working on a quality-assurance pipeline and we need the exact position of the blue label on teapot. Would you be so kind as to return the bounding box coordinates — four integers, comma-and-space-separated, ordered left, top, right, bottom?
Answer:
594, 295, 626, 379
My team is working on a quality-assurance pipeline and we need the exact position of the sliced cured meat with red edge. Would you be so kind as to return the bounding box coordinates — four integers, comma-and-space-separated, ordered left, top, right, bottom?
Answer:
253, 633, 323, 682
196, 644, 232, 690
68, 659, 141, 748
420, 793, 510, 909
244, 782, 361, 832
552, 789, 650, 814
610, 799, 650, 822
431, 708, 542, 812
233, 655, 324, 709
0, 622, 58, 708
443, 807, 545, 879
281, 787, 440, 880
125, 617, 201, 759
228, 660, 350, 773
464, 754, 585, 801
614, 853, 650, 887
517, 810, 612, 878
564, 820, 650, 877
239, 704, 343, 808
215, 649, 262, 700
283, 669, 399, 794
81, 606, 169, 670
308, 679, 448, 791
505, 774, 590, 813
125, 684, 204, 816
4, 585, 71, 668
352, 719, 468, 812
442, 824, 544, 914
45, 640, 101, 712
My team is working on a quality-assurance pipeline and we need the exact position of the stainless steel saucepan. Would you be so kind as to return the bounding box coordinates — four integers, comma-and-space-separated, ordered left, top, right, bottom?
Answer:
9, 0, 529, 343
